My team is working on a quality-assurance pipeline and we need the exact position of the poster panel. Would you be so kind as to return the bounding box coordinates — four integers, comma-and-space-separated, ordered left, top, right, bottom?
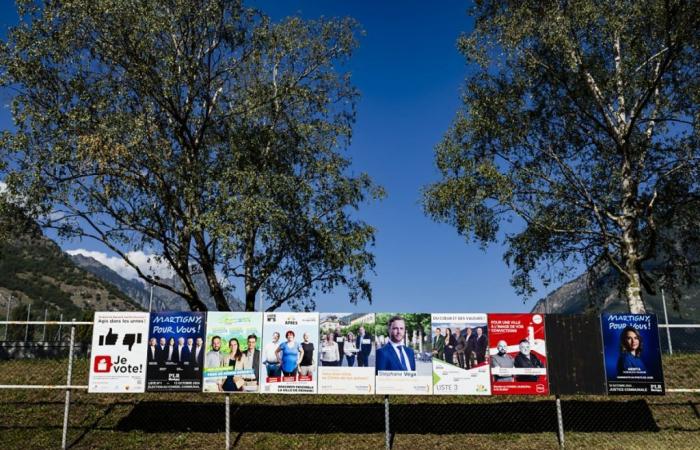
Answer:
488, 313, 548, 395
260, 312, 319, 394
546, 315, 606, 395
431, 313, 490, 395
375, 313, 432, 395
202, 312, 263, 393
146, 311, 206, 392
601, 314, 665, 395
88, 311, 149, 393
317, 313, 376, 394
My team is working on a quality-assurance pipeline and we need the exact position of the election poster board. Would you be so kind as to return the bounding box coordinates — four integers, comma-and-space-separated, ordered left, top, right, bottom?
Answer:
202, 312, 263, 393
260, 312, 319, 394
88, 311, 149, 393
146, 311, 206, 392
375, 313, 432, 395
318, 313, 376, 394
431, 313, 491, 395
546, 315, 606, 395
601, 314, 665, 395
488, 313, 548, 395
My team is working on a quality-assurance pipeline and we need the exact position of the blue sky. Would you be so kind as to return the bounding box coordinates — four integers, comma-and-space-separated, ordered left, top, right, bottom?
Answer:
0, 1, 566, 313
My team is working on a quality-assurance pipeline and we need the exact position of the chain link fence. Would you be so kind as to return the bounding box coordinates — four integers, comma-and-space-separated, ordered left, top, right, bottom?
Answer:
1, 321, 699, 449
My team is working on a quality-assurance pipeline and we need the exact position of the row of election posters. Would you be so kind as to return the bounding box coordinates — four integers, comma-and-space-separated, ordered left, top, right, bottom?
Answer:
88, 311, 665, 396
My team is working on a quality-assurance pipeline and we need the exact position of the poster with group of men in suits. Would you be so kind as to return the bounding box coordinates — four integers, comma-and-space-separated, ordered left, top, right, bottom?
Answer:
88, 310, 664, 397
145, 311, 206, 391
432, 313, 491, 395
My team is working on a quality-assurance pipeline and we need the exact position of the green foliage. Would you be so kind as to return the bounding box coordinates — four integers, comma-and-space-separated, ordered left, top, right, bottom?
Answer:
374, 313, 431, 340
0, 0, 382, 313
424, 0, 700, 312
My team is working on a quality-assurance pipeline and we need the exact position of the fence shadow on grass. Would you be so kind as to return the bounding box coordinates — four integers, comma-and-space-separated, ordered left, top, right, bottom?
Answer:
115, 399, 659, 434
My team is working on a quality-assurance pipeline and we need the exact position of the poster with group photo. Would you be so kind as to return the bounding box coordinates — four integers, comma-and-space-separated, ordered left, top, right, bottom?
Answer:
375, 313, 432, 395
202, 312, 263, 393
146, 311, 206, 391
431, 313, 490, 395
88, 311, 149, 393
317, 313, 376, 394
488, 313, 548, 395
601, 314, 665, 395
260, 312, 319, 394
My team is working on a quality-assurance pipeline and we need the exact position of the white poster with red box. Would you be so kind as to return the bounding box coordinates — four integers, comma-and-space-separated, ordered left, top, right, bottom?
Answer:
88, 311, 149, 393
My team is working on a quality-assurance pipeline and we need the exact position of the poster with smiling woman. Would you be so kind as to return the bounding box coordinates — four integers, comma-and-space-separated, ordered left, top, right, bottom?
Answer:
260, 312, 319, 394
374, 313, 432, 395
601, 314, 665, 395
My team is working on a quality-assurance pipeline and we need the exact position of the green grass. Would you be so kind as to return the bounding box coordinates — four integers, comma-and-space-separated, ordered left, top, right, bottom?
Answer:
0, 355, 699, 449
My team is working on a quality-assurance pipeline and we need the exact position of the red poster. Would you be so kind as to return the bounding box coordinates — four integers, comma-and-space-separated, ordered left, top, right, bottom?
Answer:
488, 313, 548, 395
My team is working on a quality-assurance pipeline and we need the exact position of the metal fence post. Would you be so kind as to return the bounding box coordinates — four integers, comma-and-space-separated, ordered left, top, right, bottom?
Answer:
555, 395, 565, 449
661, 288, 673, 355
384, 395, 391, 450
42, 309, 47, 342
3, 295, 11, 340
24, 303, 31, 342
225, 394, 231, 450
61, 319, 76, 449
57, 313, 63, 342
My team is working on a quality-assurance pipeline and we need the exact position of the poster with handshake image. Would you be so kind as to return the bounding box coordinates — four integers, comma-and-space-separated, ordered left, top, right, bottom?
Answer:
88, 312, 149, 393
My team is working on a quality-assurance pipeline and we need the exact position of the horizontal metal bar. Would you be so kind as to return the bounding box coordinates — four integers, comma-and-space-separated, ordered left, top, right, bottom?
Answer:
0, 321, 93, 325
2, 321, 699, 327
0, 384, 697, 393
0, 385, 88, 390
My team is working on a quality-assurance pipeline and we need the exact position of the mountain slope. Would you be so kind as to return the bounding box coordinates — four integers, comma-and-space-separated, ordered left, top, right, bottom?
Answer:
0, 207, 143, 316
68, 253, 245, 312
531, 266, 700, 323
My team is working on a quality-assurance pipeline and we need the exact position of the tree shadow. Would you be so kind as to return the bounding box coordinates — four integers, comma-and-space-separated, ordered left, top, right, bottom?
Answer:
115, 399, 659, 434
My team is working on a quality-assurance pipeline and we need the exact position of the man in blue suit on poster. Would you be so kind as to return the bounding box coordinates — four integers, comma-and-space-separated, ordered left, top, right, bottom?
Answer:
376, 315, 416, 373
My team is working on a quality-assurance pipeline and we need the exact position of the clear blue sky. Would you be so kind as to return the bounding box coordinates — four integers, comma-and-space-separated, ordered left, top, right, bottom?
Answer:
0, 1, 564, 313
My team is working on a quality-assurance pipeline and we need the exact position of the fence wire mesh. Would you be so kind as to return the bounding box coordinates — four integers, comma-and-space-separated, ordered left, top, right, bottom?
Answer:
0, 322, 699, 449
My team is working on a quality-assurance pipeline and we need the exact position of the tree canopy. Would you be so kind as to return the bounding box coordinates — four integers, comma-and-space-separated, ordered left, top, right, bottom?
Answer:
0, 0, 382, 312
424, 0, 700, 313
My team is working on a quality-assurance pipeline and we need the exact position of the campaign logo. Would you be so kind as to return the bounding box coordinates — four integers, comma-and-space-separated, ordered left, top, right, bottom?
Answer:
94, 355, 112, 373
98, 328, 142, 351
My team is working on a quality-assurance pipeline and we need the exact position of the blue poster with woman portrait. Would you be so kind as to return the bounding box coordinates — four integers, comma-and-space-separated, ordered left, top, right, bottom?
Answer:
601, 314, 664, 395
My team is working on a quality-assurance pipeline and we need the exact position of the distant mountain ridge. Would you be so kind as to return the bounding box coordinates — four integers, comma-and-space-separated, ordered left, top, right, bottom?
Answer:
0, 207, 143, 316
68, 253, 245, 312
531, 265, 700, 324
0, 199, 243, 315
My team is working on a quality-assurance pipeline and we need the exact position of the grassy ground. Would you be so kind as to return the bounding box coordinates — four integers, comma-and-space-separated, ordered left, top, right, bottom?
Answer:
0, 355, 698, 449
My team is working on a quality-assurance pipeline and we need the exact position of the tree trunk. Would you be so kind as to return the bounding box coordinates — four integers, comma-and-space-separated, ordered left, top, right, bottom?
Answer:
245, 289, 257, 312
193, 232, 230, 311
624, 269, 646, 314
244, 226, 258, 312
621, 229, 646, 313
184, 292, 209, 312
620, 157, 647, 314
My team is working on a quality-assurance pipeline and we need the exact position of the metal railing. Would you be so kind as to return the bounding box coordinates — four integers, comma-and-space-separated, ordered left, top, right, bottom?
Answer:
1, 320, 699, 450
